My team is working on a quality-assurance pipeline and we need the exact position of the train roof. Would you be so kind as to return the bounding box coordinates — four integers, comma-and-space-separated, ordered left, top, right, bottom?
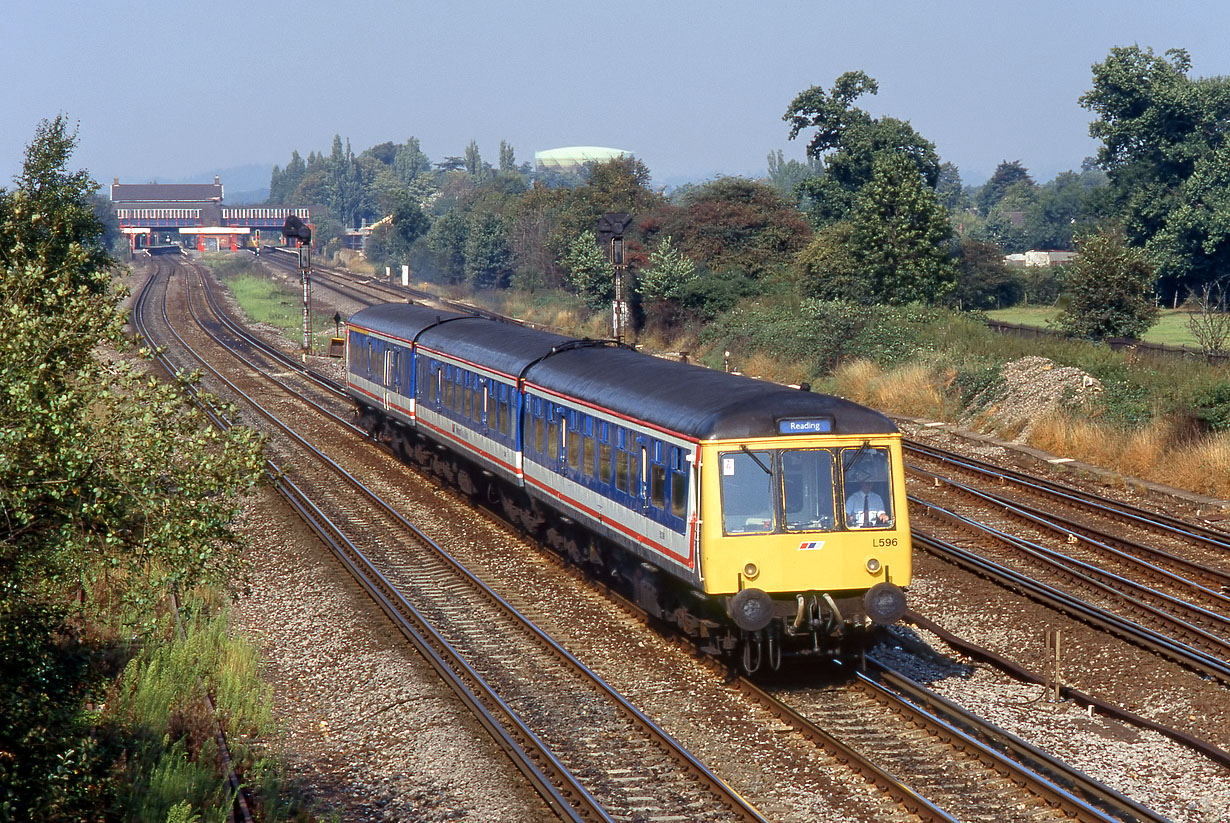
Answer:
350, 303, 897, 440
348, 302, 470, 341
525, 344, 897, 440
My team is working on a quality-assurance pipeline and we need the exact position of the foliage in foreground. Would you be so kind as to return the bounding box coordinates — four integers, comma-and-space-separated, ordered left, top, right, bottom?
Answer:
0, 117, 268, 820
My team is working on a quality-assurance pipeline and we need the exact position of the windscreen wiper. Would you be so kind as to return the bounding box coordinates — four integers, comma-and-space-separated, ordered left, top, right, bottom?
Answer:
741, 445, 772, 475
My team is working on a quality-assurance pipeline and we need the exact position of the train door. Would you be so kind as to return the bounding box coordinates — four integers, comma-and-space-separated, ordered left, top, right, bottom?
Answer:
635, 435, 649, 514
382, 349, 395, 410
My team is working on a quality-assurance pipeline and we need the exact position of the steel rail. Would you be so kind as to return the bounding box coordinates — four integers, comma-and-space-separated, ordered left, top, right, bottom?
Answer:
911, 526, 1230, 682
151, 259, 772, 823
905, 440, 1230, 550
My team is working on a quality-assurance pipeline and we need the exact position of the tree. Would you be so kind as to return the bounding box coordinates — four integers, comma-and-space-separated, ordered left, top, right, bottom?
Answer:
785, 71, 940, 226
651, 177, 811, 279
1081, 45, 1230, 295
845, 152, 957, 304
559, 231, 615, 309
947, 240, 1023, 310
499, 140, 517, 173
975, 160, 1034, 214
1, 117, 265, 817
637, 235, 697, 302
424, 208, 469, 283
935, 162, 968, 212
463, 212, 513, 289
795, 220, 863, 301
1056, 225, 1159, 339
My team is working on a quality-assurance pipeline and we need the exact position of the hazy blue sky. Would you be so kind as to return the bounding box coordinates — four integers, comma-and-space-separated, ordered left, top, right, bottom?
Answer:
5, 1, 1230, 192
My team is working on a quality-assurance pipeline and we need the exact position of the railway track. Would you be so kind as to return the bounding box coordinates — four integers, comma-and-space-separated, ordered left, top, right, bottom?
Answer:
137, 256, 1204, 822
138, 258, 775, 823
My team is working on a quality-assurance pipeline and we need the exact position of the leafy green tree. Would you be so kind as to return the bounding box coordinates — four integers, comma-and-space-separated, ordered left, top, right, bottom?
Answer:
559, 231, 615, 309
1056, 225, 1159, 339
463, 212, 513, 289
649, 177, 811, 279
794, 220, 862, 300
424, 208, 469, 283
784, 71, 940, 226
846, 152, 957, 304
1081, 45, 1230, 295
935, 162, 968, 212
975, 160, 1034, 214
765, 149, 820, 201
947, 239, 1023, 310
499, 140, 517, 173
1, 117, 265, 819
637, 235, 697, 301
394, 136, 431, 184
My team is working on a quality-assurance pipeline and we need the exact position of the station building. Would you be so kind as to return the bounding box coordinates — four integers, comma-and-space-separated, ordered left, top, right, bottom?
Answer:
110, 176, 311, 252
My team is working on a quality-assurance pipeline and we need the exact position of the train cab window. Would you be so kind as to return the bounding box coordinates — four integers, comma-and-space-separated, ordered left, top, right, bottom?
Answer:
840, 446, 894, 529
781, 449, 837, 532
719, 450, 774, 535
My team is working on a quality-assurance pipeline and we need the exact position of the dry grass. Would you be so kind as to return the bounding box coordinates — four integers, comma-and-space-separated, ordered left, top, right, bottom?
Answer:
1028, 412, 1230, 499
829, 359, 948, 419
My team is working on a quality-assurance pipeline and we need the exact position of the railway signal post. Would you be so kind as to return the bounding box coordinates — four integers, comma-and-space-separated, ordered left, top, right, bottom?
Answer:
282, 216, 313, 362
597, 213, 634, 343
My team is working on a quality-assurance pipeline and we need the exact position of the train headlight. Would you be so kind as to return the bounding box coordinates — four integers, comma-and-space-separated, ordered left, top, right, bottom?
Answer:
865, 557, 882, 574
743, 563, 759, 580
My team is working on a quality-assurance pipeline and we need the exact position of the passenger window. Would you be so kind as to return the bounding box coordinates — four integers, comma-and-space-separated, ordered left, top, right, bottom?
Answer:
547, 419, 559, 461
464, 385, 473, 418
499, 398, 509, 435
671, 470, 687, 519
535, 417, 545, 453
615, 443, 629, 492
583, 435, 595, 477
445, 373, 454, 408
599, 442, 612, 484
567, 428, 580, 470
651, 464, 666, 509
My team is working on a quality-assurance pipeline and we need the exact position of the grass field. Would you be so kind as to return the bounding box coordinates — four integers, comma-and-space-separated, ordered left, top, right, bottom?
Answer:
986, 307, 1204, 347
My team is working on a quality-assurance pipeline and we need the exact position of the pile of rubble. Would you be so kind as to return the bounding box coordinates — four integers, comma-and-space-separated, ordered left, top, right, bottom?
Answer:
963, 355, 1103, 441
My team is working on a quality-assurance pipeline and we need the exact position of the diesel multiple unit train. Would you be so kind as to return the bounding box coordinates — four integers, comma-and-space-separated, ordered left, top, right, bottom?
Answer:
345, 302, 910, 671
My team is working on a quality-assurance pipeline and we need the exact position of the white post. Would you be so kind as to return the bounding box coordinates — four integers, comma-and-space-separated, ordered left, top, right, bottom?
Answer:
401, 264, 409, 286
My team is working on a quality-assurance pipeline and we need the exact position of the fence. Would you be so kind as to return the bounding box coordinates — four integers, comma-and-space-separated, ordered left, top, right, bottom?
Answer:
986, 320, 1229, 366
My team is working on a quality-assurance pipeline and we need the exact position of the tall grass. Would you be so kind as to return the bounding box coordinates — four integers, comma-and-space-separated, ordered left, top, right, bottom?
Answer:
107, 602, 288, 822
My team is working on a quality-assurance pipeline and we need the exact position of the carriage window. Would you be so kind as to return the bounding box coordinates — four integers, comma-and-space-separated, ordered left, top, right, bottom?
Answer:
534, 417, 545, 453
463, 383, 473, 418
719, 450, 774, 534
615, 440, 629, 492
781, 449, 837, 532
671, 470, 687, 519
650, 464, 666, 509
598, 441, 612, 484
445, 371, 455, 407
498, 395, 509, 435
547, 418, 559, 461
567, 425, 580, 470
583, 433, 595, 477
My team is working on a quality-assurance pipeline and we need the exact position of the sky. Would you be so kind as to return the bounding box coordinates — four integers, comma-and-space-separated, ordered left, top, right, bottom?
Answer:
5, 1, 1230, 193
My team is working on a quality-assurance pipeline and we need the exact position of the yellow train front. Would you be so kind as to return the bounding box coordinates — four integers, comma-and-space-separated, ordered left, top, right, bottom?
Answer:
696, 427, 910, 671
